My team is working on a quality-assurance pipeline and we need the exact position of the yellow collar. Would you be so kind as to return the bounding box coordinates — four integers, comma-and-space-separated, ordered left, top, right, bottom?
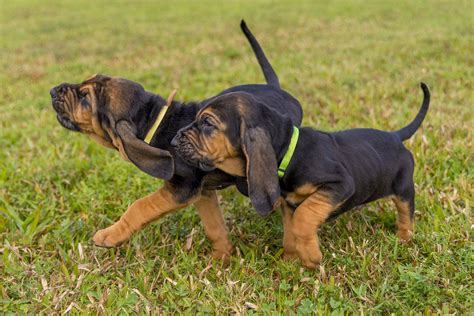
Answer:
144, 89, 177, 144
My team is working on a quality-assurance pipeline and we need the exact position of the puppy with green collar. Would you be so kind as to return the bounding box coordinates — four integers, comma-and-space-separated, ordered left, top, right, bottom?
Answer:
173, 83, 430, 268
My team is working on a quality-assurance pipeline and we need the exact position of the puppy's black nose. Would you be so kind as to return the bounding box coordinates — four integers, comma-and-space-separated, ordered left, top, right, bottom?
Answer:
50, 88, 57, 98
171, 135, 179, 147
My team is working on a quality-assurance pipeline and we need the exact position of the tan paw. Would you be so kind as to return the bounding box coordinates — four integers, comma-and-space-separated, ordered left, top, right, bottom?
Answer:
396, 229, 413, 242
295, 239, 322, 269
211, 250, 231, 263
93, 221, 131, 248
211, 243, 233, 264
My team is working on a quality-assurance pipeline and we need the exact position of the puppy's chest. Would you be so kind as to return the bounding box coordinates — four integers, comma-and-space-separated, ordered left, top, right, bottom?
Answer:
281, 183, 319, 208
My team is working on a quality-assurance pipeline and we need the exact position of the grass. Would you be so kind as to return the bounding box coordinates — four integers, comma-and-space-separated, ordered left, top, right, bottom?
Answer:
0, 0, 472, 313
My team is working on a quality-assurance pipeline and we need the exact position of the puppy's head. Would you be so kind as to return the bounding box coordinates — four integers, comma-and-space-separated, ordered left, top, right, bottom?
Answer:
50, 74, 174, 180
173, 92, 286, 216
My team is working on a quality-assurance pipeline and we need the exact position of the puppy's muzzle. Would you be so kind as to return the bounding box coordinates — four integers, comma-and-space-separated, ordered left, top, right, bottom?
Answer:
50, 87, 61, 113
171, 132, 215, 171
50, 87, 57, 98
50, 85, 81, 132
56, 114, 80, 132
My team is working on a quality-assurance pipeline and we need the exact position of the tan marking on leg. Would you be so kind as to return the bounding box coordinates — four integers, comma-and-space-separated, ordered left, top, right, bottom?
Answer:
392, 197, 413, 242
93, 185, 194, 247
194, 190, 233, 263
285, 183, 319, 205
280, 199, 297, 260
291, 192, 335, 269
295, 183, 319, 195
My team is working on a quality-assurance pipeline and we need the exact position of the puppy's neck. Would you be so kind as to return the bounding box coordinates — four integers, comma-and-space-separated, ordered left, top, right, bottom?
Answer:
135, 93, 201, 143
135, 94, 178, 140
270, 118, 295, 164
130, 93, 165, 140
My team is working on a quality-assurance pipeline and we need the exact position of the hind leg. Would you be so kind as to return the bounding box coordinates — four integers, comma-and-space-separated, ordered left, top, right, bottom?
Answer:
392, 196, 414, 242
392, 161, 415, 242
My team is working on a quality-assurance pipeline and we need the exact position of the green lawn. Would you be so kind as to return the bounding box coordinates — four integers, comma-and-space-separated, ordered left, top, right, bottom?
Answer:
1, 0, 472, 314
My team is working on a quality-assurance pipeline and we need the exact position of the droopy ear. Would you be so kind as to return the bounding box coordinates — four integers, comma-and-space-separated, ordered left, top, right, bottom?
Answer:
115, 120, 174, 180
241, 124, 280, 217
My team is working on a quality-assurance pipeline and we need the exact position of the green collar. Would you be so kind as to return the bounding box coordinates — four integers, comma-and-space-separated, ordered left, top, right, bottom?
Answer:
278, 126, 299, 178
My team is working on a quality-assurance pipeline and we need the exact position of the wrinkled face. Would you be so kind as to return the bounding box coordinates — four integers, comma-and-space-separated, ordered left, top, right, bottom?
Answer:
172, 106, 245, 176
50, 74, 148, 153
173, 104, 245, 176
50, 74, 177, 179
50, 82, 94, 133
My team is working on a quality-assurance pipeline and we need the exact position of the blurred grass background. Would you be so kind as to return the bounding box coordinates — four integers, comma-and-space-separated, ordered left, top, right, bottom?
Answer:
0, 0, 472, 313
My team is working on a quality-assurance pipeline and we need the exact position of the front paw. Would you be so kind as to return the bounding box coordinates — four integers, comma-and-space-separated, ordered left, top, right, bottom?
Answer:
210, 242, 233, 265
93, 221, 131, 248
396, 228, 413, 242
295, 239, 322, 269
211, 249, 231, 264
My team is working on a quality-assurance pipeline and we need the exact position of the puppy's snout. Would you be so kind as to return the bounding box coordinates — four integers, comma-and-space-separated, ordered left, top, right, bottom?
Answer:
171, 134, 180, 147
171, 130, 187, 147
171, 130, 188, 147
50, 87, 57, 98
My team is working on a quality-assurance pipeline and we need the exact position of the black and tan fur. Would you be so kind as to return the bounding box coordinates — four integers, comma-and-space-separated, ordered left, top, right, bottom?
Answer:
50, 21, 303, 261
173, 84, 430, 268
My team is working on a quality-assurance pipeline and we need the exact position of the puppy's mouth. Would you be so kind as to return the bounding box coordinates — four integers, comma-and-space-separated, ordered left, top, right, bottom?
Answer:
171, 135, 216, 171
197, 160, 216, 172
56, 114, 80, 132
51, 97, 65, 115
51, 93, 80, 132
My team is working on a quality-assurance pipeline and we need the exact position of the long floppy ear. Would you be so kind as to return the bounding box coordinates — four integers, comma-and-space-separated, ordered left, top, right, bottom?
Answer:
241, 124, 280, 217
115, 120, 174, 180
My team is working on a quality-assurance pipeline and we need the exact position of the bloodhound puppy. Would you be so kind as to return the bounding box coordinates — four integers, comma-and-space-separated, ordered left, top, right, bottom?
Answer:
173, 83, 430, 268
51, 21, 303, 262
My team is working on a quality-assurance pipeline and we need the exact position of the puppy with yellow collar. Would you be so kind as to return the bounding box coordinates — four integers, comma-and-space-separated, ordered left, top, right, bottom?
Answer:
51, 21, 303, 262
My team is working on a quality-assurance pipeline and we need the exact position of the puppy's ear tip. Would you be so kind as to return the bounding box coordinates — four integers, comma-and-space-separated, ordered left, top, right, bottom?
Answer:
252, 189, 280, 217
254, 204, 274, 217
151, 169, 174, 181
115, 119, 175, 180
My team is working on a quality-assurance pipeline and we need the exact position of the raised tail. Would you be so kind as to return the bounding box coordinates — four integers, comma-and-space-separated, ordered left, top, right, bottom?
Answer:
394, 83, 430, 141
240, 20, 280, 87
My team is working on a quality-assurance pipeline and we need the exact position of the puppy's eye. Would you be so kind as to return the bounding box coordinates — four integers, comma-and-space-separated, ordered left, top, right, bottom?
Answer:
202, 117, 214, 128
79, 91, 90, 107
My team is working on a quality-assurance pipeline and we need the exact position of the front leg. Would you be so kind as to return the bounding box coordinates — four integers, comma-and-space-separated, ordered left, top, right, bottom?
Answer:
93, 184, 194, 247
292, 192, 336, 269
194, 190, 233, 262
280, 199, 297, 260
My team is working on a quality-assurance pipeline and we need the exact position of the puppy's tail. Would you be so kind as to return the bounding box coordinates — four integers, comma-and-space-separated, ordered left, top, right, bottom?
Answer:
241, 20, 280, 88
394, 83, 430, 141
